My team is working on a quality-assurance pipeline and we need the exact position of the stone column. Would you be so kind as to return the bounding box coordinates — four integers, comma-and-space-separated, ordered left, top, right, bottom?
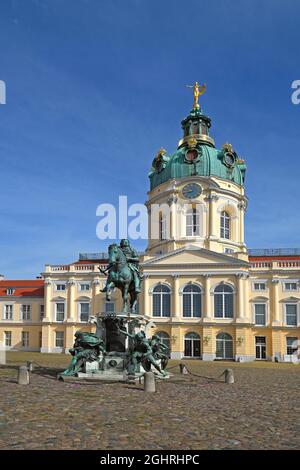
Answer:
238, 201, 246, 246
272, 279, 280, 325
67, 279, 76, 322
207, 194, 219, 239
92, 279, 101, 315
143, 275, 150, 316
172, 274, 180, 318
43, 278, 52, 322
168, 194, 178, 241
203, 274, 212, 320
236, 273, 244, 320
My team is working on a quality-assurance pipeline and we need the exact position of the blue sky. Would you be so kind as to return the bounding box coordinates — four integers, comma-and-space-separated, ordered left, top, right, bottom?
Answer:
0, 0, 299, 278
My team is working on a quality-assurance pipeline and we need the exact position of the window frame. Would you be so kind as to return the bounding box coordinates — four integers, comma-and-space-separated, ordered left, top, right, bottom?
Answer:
55, 302, 65, 322
4, 331, 12, 347
213, 284, 234, 319
21, 331, 29, 348
220, 211, 230, 240
182, 284, 202, 318
55, 331, 64, 348
285, 303, 298, 327
21, 304, 31, 321
152, 284, 171, 318
186, 207, 200, 237
3, 304, 13, 320
254, 302, 267, 326
79, 302, 90, 322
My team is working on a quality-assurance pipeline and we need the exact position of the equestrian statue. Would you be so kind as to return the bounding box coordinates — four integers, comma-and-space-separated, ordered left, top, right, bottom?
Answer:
100, 239, 142, 314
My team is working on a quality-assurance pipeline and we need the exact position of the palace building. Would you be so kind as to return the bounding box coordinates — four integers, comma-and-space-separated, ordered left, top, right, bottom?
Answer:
1, 93, 300, 362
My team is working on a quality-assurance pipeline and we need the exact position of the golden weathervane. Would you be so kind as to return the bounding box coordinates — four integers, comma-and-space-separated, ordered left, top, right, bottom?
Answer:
186, 81, 206, 109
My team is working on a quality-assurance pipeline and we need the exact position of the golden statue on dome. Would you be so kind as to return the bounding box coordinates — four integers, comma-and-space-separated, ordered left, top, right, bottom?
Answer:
186, 81, 206, 109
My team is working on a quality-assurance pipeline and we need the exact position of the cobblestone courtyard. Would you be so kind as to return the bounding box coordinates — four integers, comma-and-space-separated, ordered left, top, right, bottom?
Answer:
0, 352, 299, 450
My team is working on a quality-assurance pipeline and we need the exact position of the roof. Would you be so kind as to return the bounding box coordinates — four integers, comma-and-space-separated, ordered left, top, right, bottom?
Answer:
149, 108, 246, 190
0, 280, 44, 298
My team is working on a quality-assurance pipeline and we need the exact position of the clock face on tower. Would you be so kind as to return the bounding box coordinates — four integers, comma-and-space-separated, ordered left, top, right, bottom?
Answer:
182, 183, 202, 199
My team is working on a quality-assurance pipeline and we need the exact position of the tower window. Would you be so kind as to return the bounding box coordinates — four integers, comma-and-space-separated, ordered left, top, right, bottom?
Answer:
186, 208, 200, 236
220, 211, 230, 239
159, 213, 167, 240
193, 122, 199, 134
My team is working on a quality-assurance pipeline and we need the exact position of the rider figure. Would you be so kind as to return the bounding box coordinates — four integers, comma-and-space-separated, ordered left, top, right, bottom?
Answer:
119, 239, 142, 293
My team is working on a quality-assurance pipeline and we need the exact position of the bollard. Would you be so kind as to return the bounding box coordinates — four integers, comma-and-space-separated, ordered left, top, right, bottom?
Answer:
0, 349, 6, 365
224, 368, 234, 384
179, 363, 188, 375
144, 372, 156, 392
18, 366, 30, 385
26, 361, 34, 372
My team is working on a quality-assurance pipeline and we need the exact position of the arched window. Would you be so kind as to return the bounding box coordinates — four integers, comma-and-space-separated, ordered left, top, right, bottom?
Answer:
184, 332, 201, 357
214, 284, 234, 318
153, 284, 171, 317
159, 213, 167, 241
156, 331, 170, 350
183, 284, 202, 317
186, 208, 200, 236
220, 211, 230, 239
216, 332, 233, 359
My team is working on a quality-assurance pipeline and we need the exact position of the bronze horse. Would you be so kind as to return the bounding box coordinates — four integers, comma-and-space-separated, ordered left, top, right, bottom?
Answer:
100, 244, 139, 314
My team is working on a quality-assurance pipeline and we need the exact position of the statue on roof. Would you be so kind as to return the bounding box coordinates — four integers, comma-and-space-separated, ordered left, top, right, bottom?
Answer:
186, 81, 206, 109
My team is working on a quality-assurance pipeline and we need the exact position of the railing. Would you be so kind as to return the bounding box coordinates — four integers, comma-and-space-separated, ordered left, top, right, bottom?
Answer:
250, 260, 300, 270
45, 263, 108, 273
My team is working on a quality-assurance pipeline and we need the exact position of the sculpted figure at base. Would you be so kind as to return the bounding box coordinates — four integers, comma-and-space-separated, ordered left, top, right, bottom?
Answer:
100, 239, 142, 314
149, 334, 170, 370
59, 331, 106, 377
118, 328, 167, 377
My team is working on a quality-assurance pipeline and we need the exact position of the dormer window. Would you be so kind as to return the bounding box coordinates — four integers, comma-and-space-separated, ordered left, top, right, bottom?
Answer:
6, 288, 15, 296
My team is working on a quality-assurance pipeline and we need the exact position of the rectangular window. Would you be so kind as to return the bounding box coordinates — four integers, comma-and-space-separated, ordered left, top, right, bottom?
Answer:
186, 208, 200, 236
159, 214, 167, 241
254, 282, 266, 291
4, 331, 12, 347
284, 282, 297, 291
21, 331, 29, 348
40, 305, 45, 321
6, 288, 15, 295
4, 305, 13, 320
286, 304, 297, 326
105, 302, 115, 314
56, 303, 65, 322
55, 331, 64, 348
286, 337, 298, 356
21, 305, 31, 321
255, 304, 266, 325
39, 331, 42, 348
80, 303, 89, 322
79, 283, 90, 291
56, 284, 66, 291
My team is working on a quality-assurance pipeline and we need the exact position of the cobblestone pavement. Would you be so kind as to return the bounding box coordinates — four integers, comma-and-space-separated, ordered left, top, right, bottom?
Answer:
0, 353, 299, 450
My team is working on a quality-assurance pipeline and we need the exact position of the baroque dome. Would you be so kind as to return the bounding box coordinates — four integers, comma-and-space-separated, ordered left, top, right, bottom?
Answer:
149, 107, 246, 191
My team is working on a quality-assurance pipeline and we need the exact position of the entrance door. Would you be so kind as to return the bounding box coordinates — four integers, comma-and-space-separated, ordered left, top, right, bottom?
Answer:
184, 333, 201, 357
255, 336, 266, 360
216, 332, 234, 359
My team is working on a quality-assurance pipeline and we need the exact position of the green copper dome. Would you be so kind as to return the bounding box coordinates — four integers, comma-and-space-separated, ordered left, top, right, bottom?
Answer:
149, 107, 246, 191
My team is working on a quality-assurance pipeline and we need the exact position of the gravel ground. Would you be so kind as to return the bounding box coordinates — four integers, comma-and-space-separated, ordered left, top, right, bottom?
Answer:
0, 353, 299, 450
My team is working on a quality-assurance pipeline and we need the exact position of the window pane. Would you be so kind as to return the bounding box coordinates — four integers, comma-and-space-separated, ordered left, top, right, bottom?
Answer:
183, 293, 191, 317
224, 294, 233, 318
153, 293, 161, 317
214, 294, 223, 317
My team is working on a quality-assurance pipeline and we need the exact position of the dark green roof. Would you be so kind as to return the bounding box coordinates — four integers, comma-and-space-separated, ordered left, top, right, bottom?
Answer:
149, 108, 246, 190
